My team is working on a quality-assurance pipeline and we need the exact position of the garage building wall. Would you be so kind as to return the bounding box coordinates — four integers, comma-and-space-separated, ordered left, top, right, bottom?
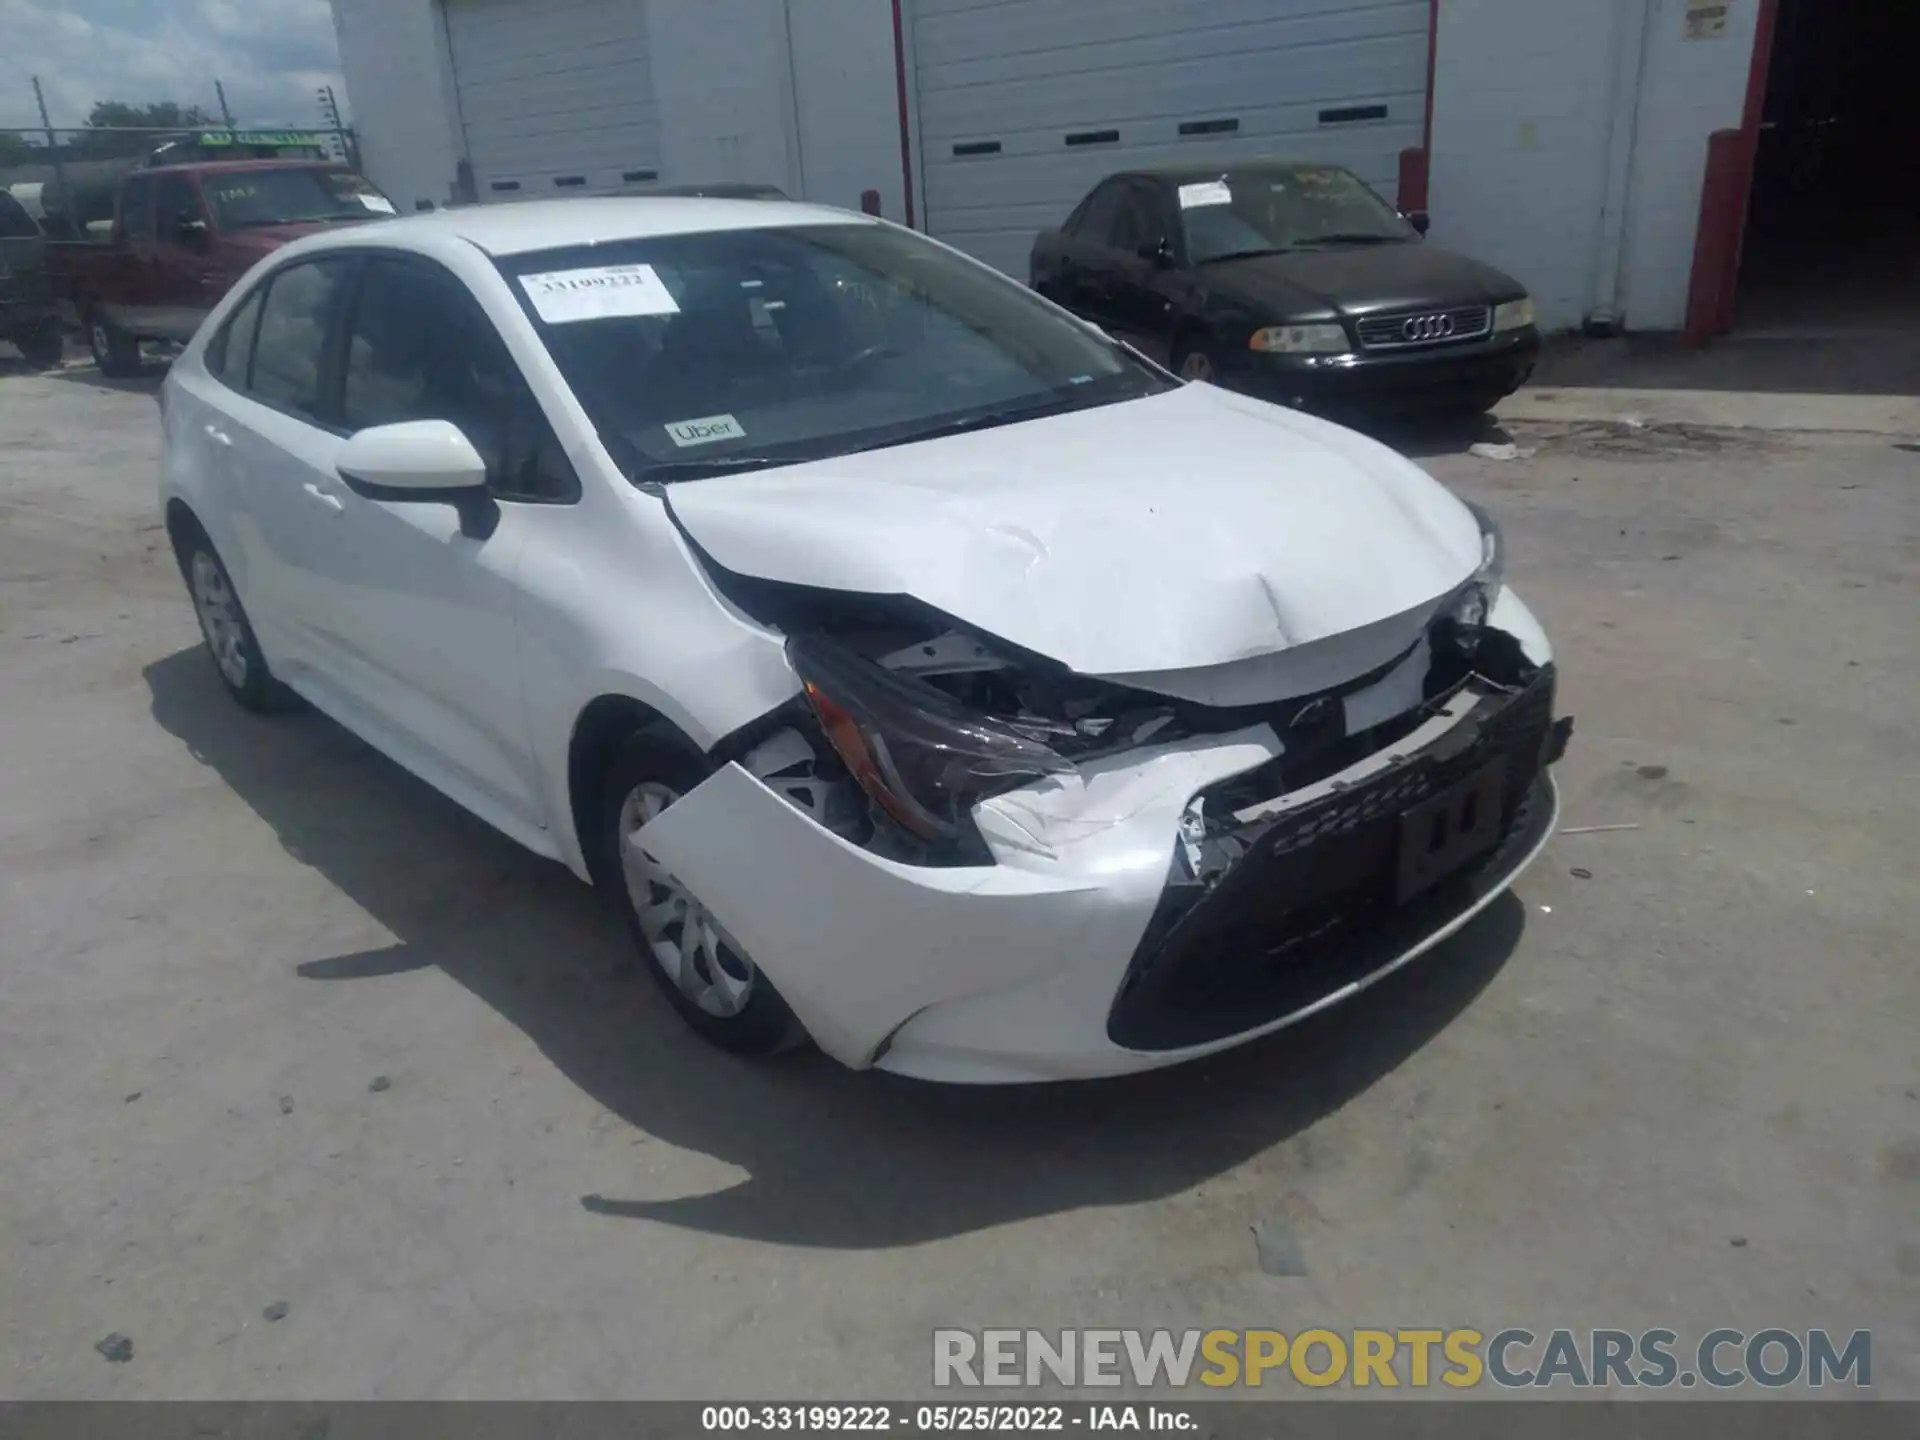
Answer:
1619, 0, 1763, 329
330, 0, 464, 212
1429, 0, 1760, 332
788, 0, 909, 220
334, 0, 908, 218
907, 0, 1433, 277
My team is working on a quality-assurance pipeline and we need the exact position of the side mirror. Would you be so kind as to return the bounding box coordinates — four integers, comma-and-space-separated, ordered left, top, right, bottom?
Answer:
336, 420, 498, 536
1404, 210, 1431, 236
1136, 238, 1175, 267
176, 216, 209, 245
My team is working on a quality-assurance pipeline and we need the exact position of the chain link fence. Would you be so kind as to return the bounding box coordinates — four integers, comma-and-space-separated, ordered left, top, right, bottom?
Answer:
2, 78, 360, 240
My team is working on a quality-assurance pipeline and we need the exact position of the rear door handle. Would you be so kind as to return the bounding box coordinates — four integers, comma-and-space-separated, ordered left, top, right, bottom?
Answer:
204, 424, 232, 447
302, 482, 344, 512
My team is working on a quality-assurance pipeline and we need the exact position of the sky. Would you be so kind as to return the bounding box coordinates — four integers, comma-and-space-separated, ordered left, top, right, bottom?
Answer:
0, 0, 348, 135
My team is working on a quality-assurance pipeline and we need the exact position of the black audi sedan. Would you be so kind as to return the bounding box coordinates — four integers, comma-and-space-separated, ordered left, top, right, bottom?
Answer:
1030, 162, 1540, 416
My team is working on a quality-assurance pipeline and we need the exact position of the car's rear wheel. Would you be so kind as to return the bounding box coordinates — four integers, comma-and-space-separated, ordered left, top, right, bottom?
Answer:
18, 323, 64, 370
175, 528, 299, 713
598, 724, 804, 1056
87, 308, 141, 378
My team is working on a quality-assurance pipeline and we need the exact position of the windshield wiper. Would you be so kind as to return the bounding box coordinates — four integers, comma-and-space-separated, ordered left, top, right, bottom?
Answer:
837, 389, 1113, 457
627, 386, 1136, 486
633, 455, 793, 486
1195, 246, 1293, 265
1294, 232, 1404, 246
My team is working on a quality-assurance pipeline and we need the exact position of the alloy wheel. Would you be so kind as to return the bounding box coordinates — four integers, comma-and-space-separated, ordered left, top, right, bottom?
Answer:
189, 550, 249, 688
618, 781, 757, 1017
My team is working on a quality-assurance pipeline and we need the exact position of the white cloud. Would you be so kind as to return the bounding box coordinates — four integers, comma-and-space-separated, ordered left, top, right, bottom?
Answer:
0, 0, 347, 135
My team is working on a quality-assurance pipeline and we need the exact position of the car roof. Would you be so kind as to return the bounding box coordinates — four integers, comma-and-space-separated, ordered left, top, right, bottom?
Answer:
1109, 160, 1357, 186
314, 196, 870, 257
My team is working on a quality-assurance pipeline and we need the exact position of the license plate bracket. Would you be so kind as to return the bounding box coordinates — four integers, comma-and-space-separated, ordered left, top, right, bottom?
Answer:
1394, 758, 1508, 903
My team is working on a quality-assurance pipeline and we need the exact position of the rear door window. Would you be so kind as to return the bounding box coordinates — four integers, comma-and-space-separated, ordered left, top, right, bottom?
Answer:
248, 258, 352, 421
205, 286, 266, 385
1071, 181, 1127, 246
1106, 185, 1156, 254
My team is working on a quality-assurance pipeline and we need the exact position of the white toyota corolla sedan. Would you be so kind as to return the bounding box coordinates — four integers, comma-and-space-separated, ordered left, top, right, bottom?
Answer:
159, 198, 1571, 1083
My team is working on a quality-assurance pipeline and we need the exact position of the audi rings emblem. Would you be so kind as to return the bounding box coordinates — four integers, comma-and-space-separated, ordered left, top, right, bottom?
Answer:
1401, 312, 1457, 341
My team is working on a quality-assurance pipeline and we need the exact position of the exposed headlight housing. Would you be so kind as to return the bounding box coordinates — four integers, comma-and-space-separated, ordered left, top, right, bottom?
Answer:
1492, 296, 1536, 333
786, 636, 1073, 851
1442, 501, 1506, 637
1249, 323, 1349, 355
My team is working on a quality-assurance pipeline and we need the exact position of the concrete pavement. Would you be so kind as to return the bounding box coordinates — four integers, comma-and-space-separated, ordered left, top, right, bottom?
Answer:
1, 357, 1914, 1399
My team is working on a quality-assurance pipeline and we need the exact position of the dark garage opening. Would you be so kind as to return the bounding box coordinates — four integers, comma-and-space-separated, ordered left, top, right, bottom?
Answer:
1737, 0, 1920, 340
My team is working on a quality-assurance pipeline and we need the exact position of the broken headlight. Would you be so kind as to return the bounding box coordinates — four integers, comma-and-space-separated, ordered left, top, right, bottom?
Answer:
786, 635, 1074, 848
1441, 500, 1506, 636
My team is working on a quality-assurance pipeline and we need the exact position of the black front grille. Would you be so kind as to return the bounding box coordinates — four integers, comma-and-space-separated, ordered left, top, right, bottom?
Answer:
1107, 666, 1557, 1052
1356, 304, 1492, 350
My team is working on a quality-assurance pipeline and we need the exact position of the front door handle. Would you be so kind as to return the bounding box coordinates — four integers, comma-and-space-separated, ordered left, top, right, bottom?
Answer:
204, 424, 232, 447
302, 482, 344, 512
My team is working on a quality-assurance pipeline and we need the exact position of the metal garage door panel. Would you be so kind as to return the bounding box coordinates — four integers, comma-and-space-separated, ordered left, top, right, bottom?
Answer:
913, 0, 1429, 276
446, 0, 662, 199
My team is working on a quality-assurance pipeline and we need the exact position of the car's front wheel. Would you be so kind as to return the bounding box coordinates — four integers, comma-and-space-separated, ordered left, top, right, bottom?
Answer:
598, 725, 804, 1055
174, 527, 298, 713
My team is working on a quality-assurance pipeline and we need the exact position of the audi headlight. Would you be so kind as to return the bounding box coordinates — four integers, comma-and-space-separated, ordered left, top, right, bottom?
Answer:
787, 636, 1073, 850
1442, 501, 1506, 635
1492, 296, 1536, 333
1249, 323, 1349, 355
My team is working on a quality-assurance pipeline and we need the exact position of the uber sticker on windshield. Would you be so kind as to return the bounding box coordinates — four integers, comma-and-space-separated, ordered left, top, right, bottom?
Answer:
1178, 180, 1232, 209
665, 413, 746, 448
357, 193, 397, 214
518, 263, 681, 324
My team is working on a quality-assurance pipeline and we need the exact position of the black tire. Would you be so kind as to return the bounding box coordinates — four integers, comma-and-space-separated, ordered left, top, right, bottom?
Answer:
596, 723, 805, 1056
1171, 336, 1220, 384
18, 323, 64, 370
172, 524, 300, 713
86, 307, 142, 378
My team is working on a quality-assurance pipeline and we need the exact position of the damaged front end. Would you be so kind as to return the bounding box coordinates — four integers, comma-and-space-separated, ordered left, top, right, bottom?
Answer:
1113, 651, 1569, 1051
673, 517, 1571, 1071
710, 502, 1565, 879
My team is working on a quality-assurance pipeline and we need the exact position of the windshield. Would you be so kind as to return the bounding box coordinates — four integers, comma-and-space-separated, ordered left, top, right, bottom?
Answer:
201, 168, 395, 230
501, 222, 1173, 483
1180, 166, 1412, 262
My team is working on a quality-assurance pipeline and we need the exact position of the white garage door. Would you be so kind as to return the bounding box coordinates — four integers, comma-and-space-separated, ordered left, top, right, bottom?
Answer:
910, 0, 1432, 275
445, 0, 663, 200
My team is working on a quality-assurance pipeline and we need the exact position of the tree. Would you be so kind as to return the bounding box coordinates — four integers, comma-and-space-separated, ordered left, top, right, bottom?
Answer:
0, 131, 42, 167
76, 100, 217, 158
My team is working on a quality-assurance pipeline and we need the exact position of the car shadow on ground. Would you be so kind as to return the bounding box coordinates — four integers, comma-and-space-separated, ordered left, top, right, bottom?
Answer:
1353, 409, 1516, 460
42, 359, 168, 394
144, 644, 1525, 1250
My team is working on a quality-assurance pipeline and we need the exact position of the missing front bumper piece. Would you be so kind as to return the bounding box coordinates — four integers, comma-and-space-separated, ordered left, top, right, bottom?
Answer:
1109, 664, 1565, 1052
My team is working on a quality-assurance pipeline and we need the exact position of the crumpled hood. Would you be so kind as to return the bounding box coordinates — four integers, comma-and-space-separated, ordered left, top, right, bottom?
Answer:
667, 383, 1483, 679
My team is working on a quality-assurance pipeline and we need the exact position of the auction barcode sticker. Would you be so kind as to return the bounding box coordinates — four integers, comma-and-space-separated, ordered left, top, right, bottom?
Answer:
519, 263, 681, 324
1178, 180, 1232, 209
